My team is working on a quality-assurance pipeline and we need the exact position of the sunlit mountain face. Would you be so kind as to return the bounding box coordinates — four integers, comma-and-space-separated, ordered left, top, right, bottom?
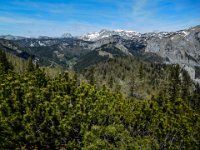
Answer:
1, 25, 200, 83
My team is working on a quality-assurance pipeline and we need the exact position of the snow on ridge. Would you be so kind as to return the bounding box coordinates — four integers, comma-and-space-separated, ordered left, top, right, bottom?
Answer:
80, 29, 141, 41
181, 31, 190, 37
114, 29, 137, 33
38, 41, 46, 46
30, 43, 34, 47
81, 32, 100, 41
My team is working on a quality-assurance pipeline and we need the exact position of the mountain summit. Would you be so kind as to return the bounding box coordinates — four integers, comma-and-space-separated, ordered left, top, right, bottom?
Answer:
80, 29, 141, 41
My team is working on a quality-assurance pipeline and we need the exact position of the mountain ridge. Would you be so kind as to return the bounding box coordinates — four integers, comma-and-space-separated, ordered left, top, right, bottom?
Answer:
1, 25, 200, 82
1, 25, 199, 41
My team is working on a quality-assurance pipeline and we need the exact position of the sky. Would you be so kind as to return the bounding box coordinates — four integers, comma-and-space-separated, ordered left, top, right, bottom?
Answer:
0, 0, 200, 37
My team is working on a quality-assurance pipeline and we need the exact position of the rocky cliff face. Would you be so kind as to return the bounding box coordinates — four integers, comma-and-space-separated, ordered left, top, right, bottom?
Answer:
145, 26, 200, 66
79, 26, 200, 68
144, 26, 200, 82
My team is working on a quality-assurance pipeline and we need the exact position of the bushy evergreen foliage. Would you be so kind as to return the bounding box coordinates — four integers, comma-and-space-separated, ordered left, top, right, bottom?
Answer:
0, 51, 200, 149
82, 56, 173, 99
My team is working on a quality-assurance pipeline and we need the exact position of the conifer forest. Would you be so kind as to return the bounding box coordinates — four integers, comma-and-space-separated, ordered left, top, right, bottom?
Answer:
0, 49, 200, 149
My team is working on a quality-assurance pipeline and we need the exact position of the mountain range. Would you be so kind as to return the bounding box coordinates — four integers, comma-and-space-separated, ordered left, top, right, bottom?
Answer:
0, 25, 200, 82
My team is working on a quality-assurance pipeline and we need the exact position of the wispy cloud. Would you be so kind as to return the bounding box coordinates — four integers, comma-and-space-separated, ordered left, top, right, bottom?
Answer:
0, 0, 199, 36
0, 15, 112, 37
127, 0, 200, 32
0, 16, 57, 25
131, 0, 161, 22
132, 0, 149, 16
10, 0, 74, 14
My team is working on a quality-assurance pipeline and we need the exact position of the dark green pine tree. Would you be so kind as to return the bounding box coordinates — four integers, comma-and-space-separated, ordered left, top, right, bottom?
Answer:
0, 50, 13, 72
139, 63, 144, 79
192, 83, 200, 112
156, 90, 166, 107
168, 64, 181, 101
181, 69, 192, 101
27, 57, 35, 72
88, 67, 95, 85
130, 76, 136, 97
108, 76, 114, 88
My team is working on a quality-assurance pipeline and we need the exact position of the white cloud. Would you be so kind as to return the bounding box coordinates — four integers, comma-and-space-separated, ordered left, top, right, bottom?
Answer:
0, 15, 112, 37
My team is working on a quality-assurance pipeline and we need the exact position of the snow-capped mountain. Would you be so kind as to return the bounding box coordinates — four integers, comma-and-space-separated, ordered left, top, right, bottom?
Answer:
0, 35, 26, 40
80, 29, 141, 41
1, 25, 200, 82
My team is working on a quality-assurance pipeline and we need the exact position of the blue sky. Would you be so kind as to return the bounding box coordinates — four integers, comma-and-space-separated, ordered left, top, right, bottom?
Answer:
0, 0, 200, 37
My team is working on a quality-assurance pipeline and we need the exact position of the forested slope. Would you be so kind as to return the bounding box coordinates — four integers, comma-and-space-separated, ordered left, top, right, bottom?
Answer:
0, 50, 200, 149
81, 56, 194, 100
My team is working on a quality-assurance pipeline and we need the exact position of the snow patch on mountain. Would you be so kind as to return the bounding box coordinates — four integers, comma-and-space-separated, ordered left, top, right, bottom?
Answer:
30, 42, 34, 47
38, 41, 46, 46
182, 31, 190, 37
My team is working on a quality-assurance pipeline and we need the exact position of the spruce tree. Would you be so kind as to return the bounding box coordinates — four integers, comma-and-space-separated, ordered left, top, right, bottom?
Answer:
88, 67, 95, 85
181, 69, 192, 101
192, 83, 200, 112
139, 63, 144, 79
27, 57, 35, 72
169, 65, 181, 101
0, 50, 13, 72
108, 76, 114, 88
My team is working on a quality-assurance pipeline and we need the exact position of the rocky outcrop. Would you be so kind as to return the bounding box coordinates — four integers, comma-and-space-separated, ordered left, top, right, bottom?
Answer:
145, 26, 200, 67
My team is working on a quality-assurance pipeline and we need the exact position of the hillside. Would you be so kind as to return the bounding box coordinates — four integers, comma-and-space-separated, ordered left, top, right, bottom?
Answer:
0, 51, 200, 149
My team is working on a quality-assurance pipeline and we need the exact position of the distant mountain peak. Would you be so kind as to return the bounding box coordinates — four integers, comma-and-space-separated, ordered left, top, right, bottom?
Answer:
38, 36, 52, 40
61, 33, 73, 38
80, 29, 141, 41
0, 35, 25, 40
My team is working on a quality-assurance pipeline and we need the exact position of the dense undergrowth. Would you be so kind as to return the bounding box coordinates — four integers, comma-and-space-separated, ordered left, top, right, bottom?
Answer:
0, 50, 200, 149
